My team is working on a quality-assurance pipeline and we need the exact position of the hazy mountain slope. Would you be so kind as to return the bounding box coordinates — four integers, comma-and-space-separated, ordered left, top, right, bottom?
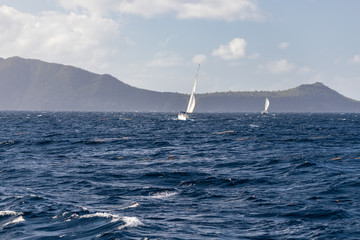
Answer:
0, 57, 359, 112
0, 57, 186, 111
197, 82, 360, 112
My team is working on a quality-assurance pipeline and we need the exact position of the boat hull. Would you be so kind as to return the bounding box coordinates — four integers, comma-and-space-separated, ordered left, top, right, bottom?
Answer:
177, 113, 188, 120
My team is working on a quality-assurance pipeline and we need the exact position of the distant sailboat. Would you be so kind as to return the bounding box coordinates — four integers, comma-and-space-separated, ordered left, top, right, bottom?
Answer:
261, 98, 270, 114
177, 64, 200, 121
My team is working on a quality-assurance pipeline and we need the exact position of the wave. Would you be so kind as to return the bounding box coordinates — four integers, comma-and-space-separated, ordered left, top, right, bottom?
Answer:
0, 140, 16, 145
118, 216, 143, 230
1, 112, 360, 239
149, 191, 177, 199
0, 210, 21, 216
2, 216, 25, 227
80, 212, 121, 223
63, 211, 143, 230
0, 210, 24, 228
127, 203, 139, 208
78, 212, 143, 230
117, 202, 140, 210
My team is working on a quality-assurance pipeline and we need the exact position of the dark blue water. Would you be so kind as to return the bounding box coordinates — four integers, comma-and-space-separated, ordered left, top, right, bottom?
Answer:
0, 112, 360, 239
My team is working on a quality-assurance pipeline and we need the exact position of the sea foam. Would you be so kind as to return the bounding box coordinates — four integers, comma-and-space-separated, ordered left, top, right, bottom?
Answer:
3, 216, 25, 227
1, 211, 25, 227
80, 212, 121, 222
118, 216, 143, 230
150, 191, 177, 199
0, 210, 22, 217
78, 212, 142, 229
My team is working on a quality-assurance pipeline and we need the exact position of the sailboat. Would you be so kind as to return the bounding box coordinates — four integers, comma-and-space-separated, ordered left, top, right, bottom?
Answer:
261, 98, 270, 114
177, 64, 200, 121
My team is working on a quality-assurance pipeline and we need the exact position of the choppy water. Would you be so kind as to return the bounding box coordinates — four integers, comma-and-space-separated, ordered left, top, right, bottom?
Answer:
0, 112, 360, 239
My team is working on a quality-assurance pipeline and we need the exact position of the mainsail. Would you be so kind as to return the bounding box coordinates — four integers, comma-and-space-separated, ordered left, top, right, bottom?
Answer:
261, 98, 270, 114
264, 98, 270, 112
185, 64, 200, 114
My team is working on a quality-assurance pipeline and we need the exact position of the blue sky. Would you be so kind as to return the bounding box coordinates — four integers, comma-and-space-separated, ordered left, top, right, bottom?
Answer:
1, 0, 360, 100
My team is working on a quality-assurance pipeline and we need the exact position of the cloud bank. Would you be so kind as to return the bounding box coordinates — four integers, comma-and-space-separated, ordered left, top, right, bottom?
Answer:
0, 5, 120, 70
0, 0, 263, 73
59, 0, 264, 21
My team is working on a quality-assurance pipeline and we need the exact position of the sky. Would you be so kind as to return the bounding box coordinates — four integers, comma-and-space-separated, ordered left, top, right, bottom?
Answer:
1, 0, 360, 100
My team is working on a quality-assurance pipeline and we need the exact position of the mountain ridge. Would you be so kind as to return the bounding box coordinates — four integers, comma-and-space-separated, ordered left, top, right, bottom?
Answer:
1, 56, 359, 112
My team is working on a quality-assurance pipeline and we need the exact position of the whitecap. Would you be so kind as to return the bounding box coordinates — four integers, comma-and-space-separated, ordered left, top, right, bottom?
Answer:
118, 216, 143, 230
65, 211, 142, 229
65, 213, 79, 221
62, 211, 69, 217
128, 203, 139, 208
0, 140, 15, 145
3, 216, 25, 227
117, 202, 139, 210
249, 124, 259, 128
80, 212, 121, 222
0, 210, 20, 216
30, 194, 41, 198
150, 191, 177, 199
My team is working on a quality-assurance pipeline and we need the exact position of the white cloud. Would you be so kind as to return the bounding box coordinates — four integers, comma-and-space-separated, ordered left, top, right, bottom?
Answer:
59, 0, 118, 17
212, 38, 247, 60
0, 5, 121, 70
349, 54, 360, 64
59, 0, 264, 21
278, 42, 289, 50
261, 59, 296, 74
192, 54, 207, 64
176, 0, 263, 21
297, 66, 312, 74
149, 51, 183, 67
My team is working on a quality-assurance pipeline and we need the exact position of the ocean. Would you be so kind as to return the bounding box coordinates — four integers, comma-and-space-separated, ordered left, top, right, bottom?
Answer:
0, 112, 359, 239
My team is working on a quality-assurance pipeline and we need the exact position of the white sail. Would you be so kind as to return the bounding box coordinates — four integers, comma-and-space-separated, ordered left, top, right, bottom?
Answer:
264, 98, 270, 112
186, 93, 196, 113
185, 64, 200, 114
262, 98, 270, 114
177, 64, 200, 120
